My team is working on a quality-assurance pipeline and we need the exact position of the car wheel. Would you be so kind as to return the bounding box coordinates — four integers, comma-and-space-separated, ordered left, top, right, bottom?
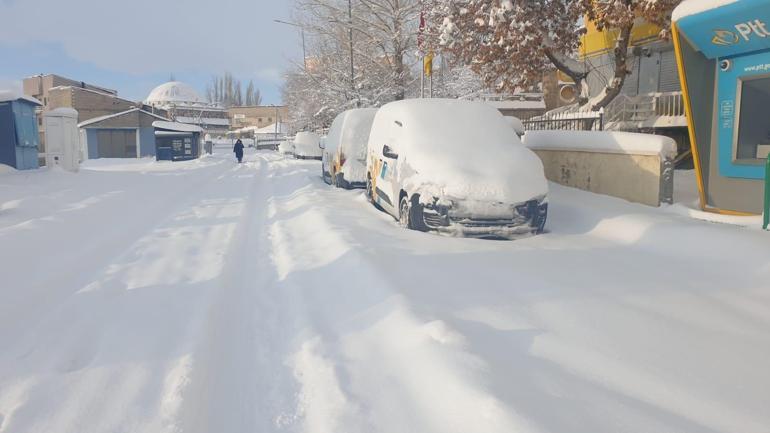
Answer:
399, 196, 411, 228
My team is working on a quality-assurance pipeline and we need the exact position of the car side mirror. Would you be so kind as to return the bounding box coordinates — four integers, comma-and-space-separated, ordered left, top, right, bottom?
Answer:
319, 141, 325, 149
383, 145, 399, 159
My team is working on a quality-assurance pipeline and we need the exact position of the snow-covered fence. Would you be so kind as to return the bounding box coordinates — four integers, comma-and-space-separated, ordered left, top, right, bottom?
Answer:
523, 131, 676, 207
523, 110, 604, 132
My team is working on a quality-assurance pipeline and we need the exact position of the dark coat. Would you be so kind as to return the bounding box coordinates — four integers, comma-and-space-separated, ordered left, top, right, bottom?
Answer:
233, 141, 245, 155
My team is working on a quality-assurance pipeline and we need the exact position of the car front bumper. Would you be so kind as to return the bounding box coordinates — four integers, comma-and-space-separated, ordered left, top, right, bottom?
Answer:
422, 198, 548, 239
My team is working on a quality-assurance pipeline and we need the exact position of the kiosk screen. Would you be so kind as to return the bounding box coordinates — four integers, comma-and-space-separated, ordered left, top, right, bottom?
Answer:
736, 76, 770, 161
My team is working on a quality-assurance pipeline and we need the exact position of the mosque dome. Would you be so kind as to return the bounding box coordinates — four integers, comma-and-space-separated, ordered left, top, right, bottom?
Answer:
145, 81, 202, 106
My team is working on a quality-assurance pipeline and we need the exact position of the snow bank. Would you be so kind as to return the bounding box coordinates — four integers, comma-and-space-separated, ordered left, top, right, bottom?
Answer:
523, 130, 677, 159
0, 163, 18, 175
371, 99, 547, 204
672, 0, 738, 21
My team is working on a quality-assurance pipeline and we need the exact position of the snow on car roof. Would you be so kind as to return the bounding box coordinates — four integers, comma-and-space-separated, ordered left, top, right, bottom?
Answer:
672, 0, 739, 21
371, 98, 548, 203
335, 108, 378, 160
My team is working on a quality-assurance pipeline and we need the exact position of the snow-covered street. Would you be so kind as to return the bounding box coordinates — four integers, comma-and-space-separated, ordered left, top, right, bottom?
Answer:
1, 147, 769, 433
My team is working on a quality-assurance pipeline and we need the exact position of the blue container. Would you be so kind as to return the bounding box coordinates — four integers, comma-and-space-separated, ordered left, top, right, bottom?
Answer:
0, 95, 41, 170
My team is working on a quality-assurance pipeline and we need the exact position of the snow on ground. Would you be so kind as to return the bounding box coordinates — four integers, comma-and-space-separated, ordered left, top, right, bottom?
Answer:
665, 170, 764, 228
0, 149, 769, 433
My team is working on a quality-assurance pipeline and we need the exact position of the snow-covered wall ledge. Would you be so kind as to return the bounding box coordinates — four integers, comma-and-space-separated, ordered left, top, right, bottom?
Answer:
523, 131, 676, 207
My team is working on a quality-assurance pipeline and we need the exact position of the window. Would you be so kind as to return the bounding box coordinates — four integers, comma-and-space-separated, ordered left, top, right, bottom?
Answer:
735, 76, 770, 161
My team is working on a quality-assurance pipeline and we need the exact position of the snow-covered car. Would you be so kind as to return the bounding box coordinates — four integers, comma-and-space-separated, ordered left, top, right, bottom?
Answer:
506, 116, 525, 138
278, 140, 295, 156
365, 99, 548, 238
322, 108, 378, 188
321, 135, 332, 183
293, 131, 323, 160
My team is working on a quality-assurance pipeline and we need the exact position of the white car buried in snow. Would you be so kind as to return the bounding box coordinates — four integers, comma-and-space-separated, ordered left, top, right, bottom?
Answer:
365, 99, 549, 239
322, 108, 378, 189
293, 131, 323, 160
278, 140, 295, 156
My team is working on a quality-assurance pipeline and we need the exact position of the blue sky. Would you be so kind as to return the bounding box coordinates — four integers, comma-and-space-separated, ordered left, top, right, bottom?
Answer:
0, 0, 304, 105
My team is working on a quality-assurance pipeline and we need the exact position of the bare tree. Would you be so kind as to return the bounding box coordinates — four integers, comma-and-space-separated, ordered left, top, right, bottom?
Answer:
425, 0, 680, 111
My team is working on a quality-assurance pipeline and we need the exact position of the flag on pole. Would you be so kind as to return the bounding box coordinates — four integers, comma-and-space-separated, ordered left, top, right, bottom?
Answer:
424, 53, 434, 77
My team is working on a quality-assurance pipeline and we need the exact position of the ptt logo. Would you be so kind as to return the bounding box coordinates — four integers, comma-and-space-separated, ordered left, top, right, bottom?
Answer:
712, 29, 740, 46
712, 19, 770, 46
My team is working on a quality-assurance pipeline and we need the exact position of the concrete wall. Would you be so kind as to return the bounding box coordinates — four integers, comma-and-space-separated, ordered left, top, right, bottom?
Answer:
533, 149, 673, 207
49, 87, 136, 124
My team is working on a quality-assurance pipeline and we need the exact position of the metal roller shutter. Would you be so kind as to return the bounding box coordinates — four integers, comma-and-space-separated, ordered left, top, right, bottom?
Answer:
658, 50, 682, 92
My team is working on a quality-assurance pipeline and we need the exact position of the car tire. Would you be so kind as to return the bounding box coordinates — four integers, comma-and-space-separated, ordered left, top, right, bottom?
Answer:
399, 195, 428, 232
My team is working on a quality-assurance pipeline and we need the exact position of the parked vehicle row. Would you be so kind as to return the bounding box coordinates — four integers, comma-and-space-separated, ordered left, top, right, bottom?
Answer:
288, 99, 549, 239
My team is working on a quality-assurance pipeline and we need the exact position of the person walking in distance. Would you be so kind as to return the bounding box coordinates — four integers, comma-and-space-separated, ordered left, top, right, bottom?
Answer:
233, 139, 245, 163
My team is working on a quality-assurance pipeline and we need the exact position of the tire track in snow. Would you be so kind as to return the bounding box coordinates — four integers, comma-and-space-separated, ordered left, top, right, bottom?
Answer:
262, 158, 542, 433
178, 153, 309, 433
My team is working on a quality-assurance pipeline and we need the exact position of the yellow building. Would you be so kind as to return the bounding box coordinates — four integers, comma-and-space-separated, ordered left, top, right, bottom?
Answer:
578, 18, 681, 98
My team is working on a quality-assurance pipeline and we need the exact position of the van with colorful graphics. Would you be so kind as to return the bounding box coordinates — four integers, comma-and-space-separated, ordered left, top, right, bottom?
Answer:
365, 99, 549, 239
322, 108, 378, 188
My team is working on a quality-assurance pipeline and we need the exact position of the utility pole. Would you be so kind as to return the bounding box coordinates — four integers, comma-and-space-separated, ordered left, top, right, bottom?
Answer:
348, 0, 359, 107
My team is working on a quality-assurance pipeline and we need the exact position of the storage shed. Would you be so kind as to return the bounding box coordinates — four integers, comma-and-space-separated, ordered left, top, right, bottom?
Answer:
0, 91, 41, 170
78, 108, 169, 159
673, 0, 770, 214
153, 121, 203, 161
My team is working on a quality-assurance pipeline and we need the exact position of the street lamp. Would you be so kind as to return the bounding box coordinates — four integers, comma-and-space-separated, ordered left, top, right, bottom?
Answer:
274, 19, 307, 70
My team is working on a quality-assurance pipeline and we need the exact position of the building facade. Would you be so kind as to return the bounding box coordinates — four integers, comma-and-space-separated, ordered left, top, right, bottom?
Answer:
22, 74, 159, 162
228, 106, 289, 130
78, 108, 169, 159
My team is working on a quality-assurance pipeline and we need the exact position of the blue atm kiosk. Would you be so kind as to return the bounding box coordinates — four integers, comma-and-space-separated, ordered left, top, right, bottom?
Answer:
674, 0, 770, 214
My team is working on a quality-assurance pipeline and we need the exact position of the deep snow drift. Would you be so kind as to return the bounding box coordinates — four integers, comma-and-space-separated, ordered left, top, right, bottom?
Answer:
0, 149, 768, 433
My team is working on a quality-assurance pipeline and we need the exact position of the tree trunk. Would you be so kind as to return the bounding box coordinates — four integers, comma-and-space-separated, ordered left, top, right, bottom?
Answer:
588, 23, 633, 111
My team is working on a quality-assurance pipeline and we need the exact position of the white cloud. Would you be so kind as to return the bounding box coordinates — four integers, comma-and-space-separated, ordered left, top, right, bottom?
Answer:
255, 67, 283, 84
0, 77, 22, 93
0, 0, 298, 78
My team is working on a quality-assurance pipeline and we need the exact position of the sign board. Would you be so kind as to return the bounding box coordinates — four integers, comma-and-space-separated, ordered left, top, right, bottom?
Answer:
677, 0, 770, 59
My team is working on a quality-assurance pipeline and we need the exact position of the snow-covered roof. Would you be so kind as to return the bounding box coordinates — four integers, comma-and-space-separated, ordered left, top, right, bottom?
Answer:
672, 0, 738, 21
78, 108, 170, 128
153, 120, 204, 133
146, 81, 202, 105
175, 116, 230, 126
255, 122, 288, 135
0, 89, 42, 106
